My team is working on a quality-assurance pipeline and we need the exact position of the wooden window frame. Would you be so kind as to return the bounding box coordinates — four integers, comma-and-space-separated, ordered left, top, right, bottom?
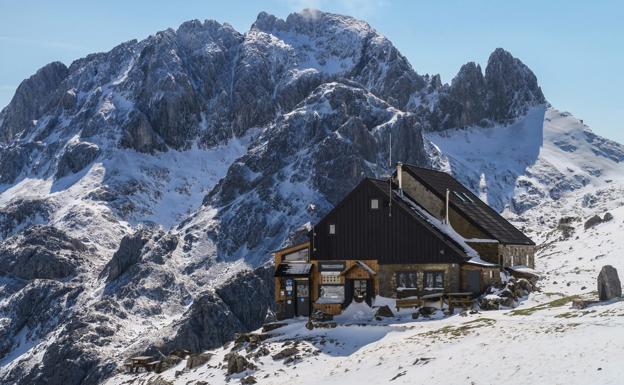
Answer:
423, 270, 445, 289
395, 271, 418, 289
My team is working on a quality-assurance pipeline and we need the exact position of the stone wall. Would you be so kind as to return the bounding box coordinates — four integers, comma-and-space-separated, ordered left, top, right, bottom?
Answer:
377, 263, 460, 297
499, 244, 535, 268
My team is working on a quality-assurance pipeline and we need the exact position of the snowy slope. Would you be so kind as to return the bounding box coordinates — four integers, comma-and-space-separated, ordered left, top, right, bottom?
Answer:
106, 296, 624, 385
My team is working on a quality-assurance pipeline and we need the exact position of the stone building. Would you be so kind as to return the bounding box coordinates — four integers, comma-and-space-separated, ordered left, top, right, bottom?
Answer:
273, 164, 535, 318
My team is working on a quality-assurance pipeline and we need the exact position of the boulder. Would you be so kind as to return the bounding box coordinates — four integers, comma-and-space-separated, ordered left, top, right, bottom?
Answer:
374, 305, 394, 318
418, 306, 437, 317
225, 352, 255, 374
241, 376, 257, 384
310, 310, 333, 322
603, 212, 614, 222
516, 278, 533, 292
261, 322, 287, 333
185, 352, 212, 370
272, 346, 298, 360
479, 295, 501, 310
597, 265, 622, 300
584, 215, 603, 230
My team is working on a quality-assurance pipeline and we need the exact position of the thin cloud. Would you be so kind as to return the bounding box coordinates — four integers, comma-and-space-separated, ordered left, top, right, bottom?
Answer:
282, 0, 385, 18
0, 36, 85, 51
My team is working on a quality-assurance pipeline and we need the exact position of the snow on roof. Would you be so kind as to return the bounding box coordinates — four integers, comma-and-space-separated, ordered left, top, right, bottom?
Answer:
356, 260, 376, 275
274, 263, 312, 277
465, 256, 498, 267
508, 265, 541, 277
286, 263, 312, 275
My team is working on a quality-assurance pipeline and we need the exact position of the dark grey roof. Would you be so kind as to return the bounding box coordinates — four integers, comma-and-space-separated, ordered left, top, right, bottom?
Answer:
400, 165, 534, 245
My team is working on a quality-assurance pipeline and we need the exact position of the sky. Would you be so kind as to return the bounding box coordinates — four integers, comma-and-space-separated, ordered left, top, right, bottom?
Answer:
0, 0, 622, 143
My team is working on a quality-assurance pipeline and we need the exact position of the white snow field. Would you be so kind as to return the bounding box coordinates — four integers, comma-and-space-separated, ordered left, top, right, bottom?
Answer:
104, 108, 624, 385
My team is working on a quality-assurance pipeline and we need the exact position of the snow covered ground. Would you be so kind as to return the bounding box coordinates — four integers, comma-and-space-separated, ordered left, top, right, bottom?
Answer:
106, 293, 624, 385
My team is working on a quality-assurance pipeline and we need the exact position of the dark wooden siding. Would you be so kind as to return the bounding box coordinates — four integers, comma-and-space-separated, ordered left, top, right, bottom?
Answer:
311, 178, 465, 264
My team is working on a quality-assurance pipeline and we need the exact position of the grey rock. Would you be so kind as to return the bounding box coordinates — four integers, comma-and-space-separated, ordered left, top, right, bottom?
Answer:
603, 212, 614, 222
584, 215, 603, 229
272, 346, 299, 360
0, 61, 68, 142
597, 265, 622, 300
0, 225, 86, 280
56, 141, 101, 178
374, 305, 394, 318
185, 352, 213, 369
418, 306, 437, 317
0, 198, 52, 239
225, 352, 255, 374
478, 295, 501, 310
102, 229, 153, 282
484, 48, 546, 123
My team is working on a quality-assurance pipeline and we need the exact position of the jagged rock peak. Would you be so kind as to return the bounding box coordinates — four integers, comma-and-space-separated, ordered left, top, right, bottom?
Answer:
0, 61, 68, 142
485, 47, 546, 121
252, 8, 374, 34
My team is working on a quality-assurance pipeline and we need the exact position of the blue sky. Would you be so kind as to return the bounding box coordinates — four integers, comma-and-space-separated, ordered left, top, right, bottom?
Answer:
1, 0, 622, 143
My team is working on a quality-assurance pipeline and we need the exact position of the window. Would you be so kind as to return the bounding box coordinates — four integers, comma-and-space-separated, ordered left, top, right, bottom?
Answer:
423, 271, 444, 289
319, 285, 344, 303
328, 224, 336, 235
371, 199, 379, 209
395, 271, 417, 289
320, 271, 342, 284
282, 248, 309, 262
462, 192, 475, 203
453, 191, 467, 202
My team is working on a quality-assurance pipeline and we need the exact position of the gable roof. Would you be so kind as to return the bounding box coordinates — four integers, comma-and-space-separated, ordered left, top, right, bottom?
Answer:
400, 165, 534, 246
366, 178, 473, 261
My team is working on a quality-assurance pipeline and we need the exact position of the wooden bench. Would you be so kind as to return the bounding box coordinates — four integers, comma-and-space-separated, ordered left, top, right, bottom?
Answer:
444, 293, 475, 310
396, 297, 423, 311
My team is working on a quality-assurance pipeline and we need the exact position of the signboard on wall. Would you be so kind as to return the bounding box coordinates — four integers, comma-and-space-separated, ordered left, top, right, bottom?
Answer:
319, 262, 346, 271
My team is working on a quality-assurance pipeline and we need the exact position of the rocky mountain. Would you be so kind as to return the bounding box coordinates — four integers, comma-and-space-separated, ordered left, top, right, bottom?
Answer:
0, 8, 622, 385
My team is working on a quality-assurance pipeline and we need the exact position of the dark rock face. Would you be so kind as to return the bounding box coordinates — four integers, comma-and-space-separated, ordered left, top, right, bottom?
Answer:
159, 265, 274, 354
101, 229, 153, 282
56, 141, 101, 178
485, 48, 546, 123
0, 198, 52, 239
598, 265, 622, 300
0, 61, 69, 143
0, 226, 87, 280
425, 48, 546, 131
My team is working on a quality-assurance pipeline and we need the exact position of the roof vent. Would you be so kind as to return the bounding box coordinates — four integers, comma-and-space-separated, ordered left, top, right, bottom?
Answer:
396, 162, 403, 192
